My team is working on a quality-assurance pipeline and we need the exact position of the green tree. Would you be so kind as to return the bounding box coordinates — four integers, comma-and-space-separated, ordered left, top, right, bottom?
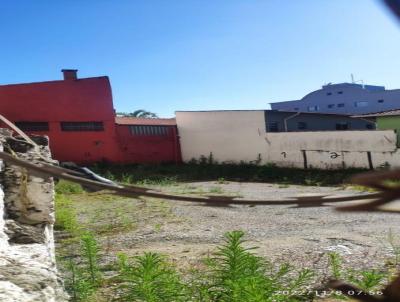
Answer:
118, 109, 158, 118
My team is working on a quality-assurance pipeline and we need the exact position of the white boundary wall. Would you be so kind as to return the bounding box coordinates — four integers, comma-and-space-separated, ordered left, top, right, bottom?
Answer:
176, 111, 266, 163
176, 111, 400, 169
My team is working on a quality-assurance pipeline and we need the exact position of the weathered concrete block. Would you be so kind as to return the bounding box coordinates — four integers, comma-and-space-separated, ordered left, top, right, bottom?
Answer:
0, 133, 67, 301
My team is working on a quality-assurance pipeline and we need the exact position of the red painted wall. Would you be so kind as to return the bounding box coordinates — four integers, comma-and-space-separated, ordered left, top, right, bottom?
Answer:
0, 76, 120, 163
0, 73, 182, 164
115, 124, 181, 163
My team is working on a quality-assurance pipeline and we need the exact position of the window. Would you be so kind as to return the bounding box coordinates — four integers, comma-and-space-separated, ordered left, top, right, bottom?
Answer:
354, 101, 368, 107
326, 92, 332, 96
337, 103, 345, 108
366, 124, 374, 129
293, 107, 299, 111
130, 125, 168, 136
336, 122, 350, 130
298, 122, 307, 130
338, 91, 343, 94
378, 99, 384, 103
268, 122, 279, 132
327, 104, 335, 109
15, 121, 49, 131
61, 121, 104, 131
307, 105, 319, 112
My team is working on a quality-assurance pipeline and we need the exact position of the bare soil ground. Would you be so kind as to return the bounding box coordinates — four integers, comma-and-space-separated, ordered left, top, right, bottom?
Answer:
65, 181, 400, 281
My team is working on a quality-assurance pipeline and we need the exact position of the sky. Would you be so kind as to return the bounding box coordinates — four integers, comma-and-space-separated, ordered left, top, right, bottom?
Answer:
1, 0, 400, 117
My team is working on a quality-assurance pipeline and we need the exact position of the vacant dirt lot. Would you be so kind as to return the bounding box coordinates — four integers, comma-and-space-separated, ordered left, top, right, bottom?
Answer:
65, 181, 400, 281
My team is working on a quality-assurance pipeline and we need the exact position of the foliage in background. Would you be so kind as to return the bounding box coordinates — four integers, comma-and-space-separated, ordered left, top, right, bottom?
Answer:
117, 109, 158, 118
91, 161, 367, 187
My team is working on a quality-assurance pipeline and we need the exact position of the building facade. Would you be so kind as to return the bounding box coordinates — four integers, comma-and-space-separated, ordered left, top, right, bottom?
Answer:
175, 110, 394, 168
265, 110, 375, 132
0, 70, 181, 164
176, 110, 266, 163
270, 83, 400, 115
356, 109, 400, 147
176, 110, 375, 163
115, 117, 181, 163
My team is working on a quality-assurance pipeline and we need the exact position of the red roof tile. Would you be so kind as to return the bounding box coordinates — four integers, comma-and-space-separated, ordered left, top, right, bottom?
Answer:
115, 116, 176, 126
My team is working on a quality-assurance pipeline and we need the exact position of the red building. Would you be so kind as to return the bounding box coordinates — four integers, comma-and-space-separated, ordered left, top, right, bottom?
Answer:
115, 117, 181, 163
0, 70, 181, 164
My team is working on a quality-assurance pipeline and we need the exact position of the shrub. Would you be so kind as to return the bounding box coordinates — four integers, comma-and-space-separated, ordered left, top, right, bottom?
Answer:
64, 258, 96, 301
61, 232, 102, 301
80, 232, 102, 286
208, 231, 315, 302
117, 252, 186, 302
328, 252, 387, 297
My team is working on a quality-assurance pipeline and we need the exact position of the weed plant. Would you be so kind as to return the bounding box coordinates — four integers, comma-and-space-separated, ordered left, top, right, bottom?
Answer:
80, 232, 102, 285
63, 230, 317, 301
62, 232, 102, 301
117, 252, 186, 302
59, 228, 399, 301
90, 162, 366, 187
206, 231, 315, 302
328, 252, 387, 298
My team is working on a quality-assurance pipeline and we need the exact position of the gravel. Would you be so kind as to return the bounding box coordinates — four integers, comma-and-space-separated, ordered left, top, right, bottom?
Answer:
105, 181, 400, 277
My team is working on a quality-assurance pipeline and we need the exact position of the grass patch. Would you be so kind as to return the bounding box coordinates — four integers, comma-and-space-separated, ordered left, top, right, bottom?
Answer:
344, 185, 376, 193
54, 193, 80, 234
208, 186, 224, 194
84, 196, 138, 235
90, 162, 366, 187
56, 180, 84, 194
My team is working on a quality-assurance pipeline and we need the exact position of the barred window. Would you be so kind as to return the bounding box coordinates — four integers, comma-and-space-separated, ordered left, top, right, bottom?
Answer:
297, 122, 307, 130
61, 122, 104, 131
268, 122, 279, 132
336, 122, 350, 130
15, 122, 49, 131
130, 125, 168, 136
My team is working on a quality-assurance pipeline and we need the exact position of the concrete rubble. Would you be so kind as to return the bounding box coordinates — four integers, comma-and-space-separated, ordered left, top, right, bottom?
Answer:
0, 130, 67, 301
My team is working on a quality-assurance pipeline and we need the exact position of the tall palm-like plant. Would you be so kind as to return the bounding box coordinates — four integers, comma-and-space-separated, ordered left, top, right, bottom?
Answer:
117, 109, 158, 118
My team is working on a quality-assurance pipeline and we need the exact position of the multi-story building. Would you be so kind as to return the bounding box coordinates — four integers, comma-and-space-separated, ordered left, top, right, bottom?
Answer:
270, 83, 400, 115
264, 110, 374, 132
